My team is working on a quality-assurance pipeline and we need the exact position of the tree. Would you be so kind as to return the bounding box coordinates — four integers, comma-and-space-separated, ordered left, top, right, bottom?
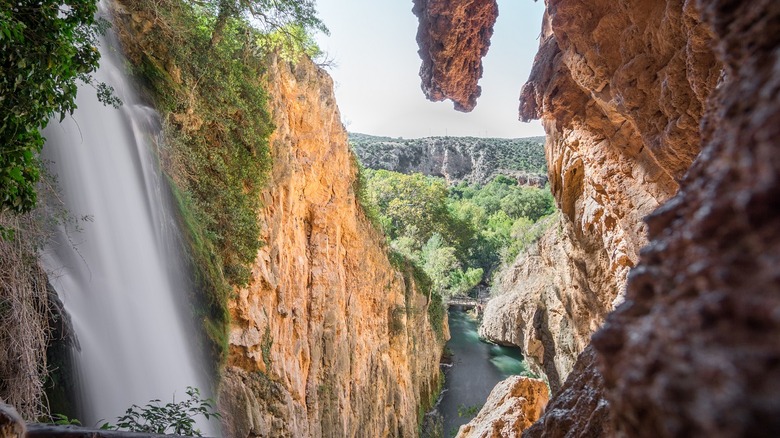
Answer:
366, 171, 451, 244
0, 0, 112, 214
207, 0, 328, 47
420, 234, 460, 294
108, 387, 220, 437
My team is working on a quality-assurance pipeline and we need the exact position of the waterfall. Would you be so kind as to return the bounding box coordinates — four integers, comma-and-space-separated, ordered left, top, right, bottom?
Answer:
41, 5, 215, 433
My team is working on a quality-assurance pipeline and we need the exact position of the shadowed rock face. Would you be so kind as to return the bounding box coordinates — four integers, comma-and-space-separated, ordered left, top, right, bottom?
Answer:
527, 0, 780, 436
413, 0, 498, 112
591, 0, 780, 435
480, 0, 721, 401
415, 0, 780, 435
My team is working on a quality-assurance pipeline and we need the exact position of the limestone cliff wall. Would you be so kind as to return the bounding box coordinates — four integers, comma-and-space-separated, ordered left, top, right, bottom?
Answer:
218, 56, 445, 437
529, 0, 780, 435
479, 215, 606, 393
471, 0, 722, 394
351, 135, 546, 186
520, 0, 720, 304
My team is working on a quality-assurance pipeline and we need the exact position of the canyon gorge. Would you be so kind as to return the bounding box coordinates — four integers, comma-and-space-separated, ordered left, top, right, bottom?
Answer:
415, 0, 779, 436
1, 0, 779, 436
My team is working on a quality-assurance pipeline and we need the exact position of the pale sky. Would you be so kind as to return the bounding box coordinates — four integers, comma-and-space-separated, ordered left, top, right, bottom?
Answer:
313, 0, 546, 139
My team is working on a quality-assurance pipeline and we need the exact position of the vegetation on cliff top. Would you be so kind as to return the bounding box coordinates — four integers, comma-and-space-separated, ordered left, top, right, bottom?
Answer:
116, 0, 325, 365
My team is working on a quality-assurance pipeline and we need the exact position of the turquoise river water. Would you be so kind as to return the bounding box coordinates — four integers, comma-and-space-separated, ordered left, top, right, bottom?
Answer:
437, 307, 534, 436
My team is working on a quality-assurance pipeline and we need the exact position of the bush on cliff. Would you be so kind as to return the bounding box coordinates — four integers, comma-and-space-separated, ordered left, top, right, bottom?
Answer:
117, 0, 325, 365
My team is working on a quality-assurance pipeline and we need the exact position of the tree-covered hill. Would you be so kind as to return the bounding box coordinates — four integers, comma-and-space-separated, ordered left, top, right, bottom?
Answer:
349, 133, 547, 186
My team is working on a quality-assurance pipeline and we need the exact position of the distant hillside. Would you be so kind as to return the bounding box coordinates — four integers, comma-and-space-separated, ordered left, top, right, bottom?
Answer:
349, 133, 547, 186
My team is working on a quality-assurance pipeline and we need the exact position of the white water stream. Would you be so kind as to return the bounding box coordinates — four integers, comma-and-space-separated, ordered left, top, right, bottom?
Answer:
41, 6, 214, 433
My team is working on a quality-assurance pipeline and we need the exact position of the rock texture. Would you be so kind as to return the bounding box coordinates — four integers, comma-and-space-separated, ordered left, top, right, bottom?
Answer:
351, 134, 546, 185
479, 215, 609, 393
217, 56, 445, 437
589, 0, 780, 436
520, 0, 721, 305
412, 0, 498, 112
0, 403, 24, 438
455, 376, 549, 438
474, 0, 722, 396
527, 0, 780, 436
522, 347, 612, 438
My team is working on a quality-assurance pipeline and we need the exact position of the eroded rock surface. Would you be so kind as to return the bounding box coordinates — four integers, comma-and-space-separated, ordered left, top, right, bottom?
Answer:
477, 0, 722, 396
218, 56, 445, 437
527, 0, 780, 436
590, 0, 780, 435
522, 347, 612, 438
479, 215, 608, 394
413, 0, 498, 112
456, 376, 548, 438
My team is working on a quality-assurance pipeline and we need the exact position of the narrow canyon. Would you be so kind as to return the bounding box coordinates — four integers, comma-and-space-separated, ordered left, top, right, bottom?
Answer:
415, 0, 779, 436
0, 0, 778, 437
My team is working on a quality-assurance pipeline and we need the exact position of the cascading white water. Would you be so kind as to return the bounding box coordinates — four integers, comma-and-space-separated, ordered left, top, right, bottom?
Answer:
41, 5, 215, 433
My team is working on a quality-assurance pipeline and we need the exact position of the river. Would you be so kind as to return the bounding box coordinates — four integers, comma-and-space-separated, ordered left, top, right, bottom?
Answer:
436, 307, 534, 437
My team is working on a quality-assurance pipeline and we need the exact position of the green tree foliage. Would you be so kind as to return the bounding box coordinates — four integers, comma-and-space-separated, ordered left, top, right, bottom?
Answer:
104, 387, 220, 437
365, 170, 452, 246
0, 0, 113, 214
361, 169, 556, 299
207, 0, 328, 49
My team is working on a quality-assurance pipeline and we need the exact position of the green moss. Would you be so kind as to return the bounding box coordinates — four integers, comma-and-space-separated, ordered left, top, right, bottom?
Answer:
387, 250, 445, 340
118, 0, 286, 370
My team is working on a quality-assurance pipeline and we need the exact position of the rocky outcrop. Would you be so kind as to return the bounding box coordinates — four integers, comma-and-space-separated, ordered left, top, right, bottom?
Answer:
412, 0, 498, 112
218, 56, 446, 437
520, 0, 721, 305
0, 403, 24, 438
522, 347, 612, 438
466, 0, 723, 396
479, 215, 609, 393
588, 0, 780, 435
351, 134, 546, 185
455, 376, 549, 438
526, 0, 780, 436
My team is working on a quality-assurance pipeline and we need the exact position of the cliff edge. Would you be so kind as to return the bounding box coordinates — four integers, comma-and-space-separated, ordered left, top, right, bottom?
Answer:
218, 56, 446, 437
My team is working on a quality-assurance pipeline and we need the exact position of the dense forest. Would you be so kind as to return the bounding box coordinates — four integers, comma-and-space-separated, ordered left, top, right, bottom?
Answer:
356, 168, 555, 300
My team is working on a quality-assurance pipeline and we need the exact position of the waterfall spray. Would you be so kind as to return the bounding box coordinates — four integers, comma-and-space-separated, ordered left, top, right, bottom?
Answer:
41, 4, 215, 433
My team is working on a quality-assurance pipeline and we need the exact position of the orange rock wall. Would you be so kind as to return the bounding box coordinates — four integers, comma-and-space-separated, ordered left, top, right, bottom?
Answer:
477, 0, 722, 393
218, 56, 445, 438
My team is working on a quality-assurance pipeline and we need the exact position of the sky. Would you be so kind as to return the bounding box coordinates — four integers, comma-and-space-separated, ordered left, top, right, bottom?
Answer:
313, 0, 547, 139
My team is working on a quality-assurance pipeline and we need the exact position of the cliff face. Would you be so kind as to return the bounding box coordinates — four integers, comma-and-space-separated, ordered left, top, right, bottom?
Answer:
520, 0, 720, 304
479, 215, 607, 393
588, 0, 780, 435
410, 0, 780, 435
445, 0, 780, 435
456, 376, 549, 438
351, 134, 546, 186
218, 56, 445, 437
468, 0, 722, 396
